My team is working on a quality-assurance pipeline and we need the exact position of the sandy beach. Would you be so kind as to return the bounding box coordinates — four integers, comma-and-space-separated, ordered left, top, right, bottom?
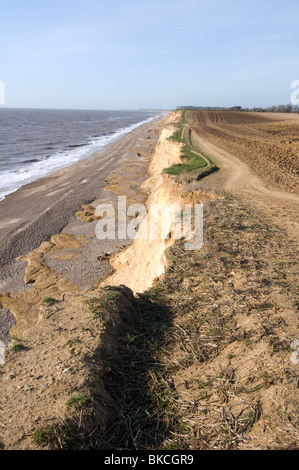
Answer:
0, 115, 165, 344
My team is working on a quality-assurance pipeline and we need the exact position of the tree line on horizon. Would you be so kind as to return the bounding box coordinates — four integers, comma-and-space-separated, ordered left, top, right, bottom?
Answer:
177, 104, 299, 113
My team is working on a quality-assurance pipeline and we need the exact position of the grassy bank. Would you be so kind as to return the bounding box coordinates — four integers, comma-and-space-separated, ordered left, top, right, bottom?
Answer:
33, 191, 299, 450
164, 110, 218, 180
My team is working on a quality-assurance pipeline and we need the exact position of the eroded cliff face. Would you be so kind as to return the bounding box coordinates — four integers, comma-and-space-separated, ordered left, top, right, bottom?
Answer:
100, 114, 184, 293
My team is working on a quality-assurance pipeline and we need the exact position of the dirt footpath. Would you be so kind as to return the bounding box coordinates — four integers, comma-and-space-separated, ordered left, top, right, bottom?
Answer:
191, 110, 299, 194
190, 111, 299, 242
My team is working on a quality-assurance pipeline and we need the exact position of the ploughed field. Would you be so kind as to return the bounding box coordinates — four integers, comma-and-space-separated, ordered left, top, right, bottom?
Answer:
190, 110, 299, 194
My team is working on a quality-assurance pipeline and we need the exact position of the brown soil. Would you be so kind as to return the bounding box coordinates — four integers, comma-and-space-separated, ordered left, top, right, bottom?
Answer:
191, 110, 299, 194
190, 111, 299, 243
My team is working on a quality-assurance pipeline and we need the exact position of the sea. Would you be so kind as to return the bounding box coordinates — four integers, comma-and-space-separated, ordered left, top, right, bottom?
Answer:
0, 108, 159, 201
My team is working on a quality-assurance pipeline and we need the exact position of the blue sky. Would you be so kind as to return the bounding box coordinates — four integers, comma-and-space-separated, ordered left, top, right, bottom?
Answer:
1, 0, 298, 109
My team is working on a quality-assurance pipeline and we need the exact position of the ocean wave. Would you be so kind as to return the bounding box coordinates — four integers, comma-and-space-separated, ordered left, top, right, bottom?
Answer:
0, 115, 156, 201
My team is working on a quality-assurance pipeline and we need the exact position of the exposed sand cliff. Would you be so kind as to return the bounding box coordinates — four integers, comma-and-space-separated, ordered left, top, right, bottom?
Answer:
101, 118, 183, 292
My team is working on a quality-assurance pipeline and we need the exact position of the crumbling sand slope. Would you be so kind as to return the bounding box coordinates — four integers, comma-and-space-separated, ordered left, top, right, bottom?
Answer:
101, 122, 183, 293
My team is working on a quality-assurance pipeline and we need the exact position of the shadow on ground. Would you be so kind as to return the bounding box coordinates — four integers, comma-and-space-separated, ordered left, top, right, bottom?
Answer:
81, 285, 175, 450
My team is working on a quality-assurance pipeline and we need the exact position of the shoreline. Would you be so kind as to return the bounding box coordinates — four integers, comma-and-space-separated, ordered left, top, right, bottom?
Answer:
0, 114, 160, 202
0, 115, 164, 271
0, 114, 166, 344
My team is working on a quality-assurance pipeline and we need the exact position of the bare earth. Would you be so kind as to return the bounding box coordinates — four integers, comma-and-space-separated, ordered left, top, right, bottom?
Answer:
190, 111, 299, 241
